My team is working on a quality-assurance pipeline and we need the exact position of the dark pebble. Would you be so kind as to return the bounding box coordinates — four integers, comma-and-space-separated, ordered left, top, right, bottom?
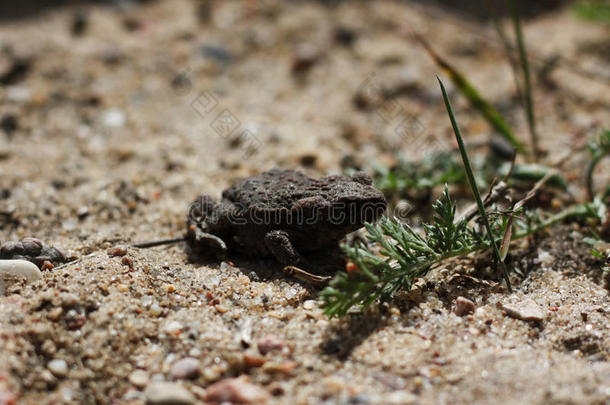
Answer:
201, 45, 232, 64
299, 154, 317, 167
291, 44, 319, 76
122, 17, 142, 32
21, 237, 43, 255
0, 58, 31, 85
0, 114, 18, 134
334, 26, 357, 47
70, 10, 88, 36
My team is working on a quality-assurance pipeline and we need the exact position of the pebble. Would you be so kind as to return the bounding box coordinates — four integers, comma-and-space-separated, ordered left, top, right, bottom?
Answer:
129, 369, 149, 388
76, 206, 89, 219
163, 321, 183, 335
0, 259, 43, 287
170, 358, 200, 380
243, 351, 266, 368
537, 250, 555, 266
291, 44, 320, 76
303, 300, 316, 310
205, 376, 269, 404
41, 261, 54, 271
502, 299, 546, 321
0, 389, 17, 405
101, 108, 126, 128
21, 237, 43, 254
47, 359, 69, 378
262, 360, 297, 375
144, 381, 195, 405
0, 113, 18, 134
107, 245, 127, 257
383, 391, 417, 405
257, 334, 285, 355
453, 296, 476, 317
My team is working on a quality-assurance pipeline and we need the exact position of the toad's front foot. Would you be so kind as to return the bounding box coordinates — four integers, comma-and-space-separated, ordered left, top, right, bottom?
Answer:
264, 230, 309, 268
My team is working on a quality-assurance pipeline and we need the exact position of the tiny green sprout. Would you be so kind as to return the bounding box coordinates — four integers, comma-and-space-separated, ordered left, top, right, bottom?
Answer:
586, 130, 610, 200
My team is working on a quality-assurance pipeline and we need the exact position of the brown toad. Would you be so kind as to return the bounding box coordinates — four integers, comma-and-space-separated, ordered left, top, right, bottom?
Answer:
186, 169, 386, 269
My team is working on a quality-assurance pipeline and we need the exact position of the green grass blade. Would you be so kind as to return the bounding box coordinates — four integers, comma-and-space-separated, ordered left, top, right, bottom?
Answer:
415, 33, 526, 155
509, 0, 538, 159
438, 76, 512, 291
486, 2, 525, 105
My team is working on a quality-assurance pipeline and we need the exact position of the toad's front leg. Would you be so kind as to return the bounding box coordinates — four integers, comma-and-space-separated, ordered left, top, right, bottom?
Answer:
264, 230, 307, 268
264, 230, 332, 285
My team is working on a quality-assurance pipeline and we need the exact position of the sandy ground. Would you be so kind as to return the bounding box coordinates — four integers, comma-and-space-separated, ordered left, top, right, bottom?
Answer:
0, 1, 609, 404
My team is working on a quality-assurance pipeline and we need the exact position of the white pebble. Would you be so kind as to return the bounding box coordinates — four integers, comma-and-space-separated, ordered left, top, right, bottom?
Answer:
502, 299, 546, 322
163, 321, 183, 334
537, 250, 554, 266
101, 108, 126, 128
0, 259, 42, 289
144, 381, 195, 405
48, 359, 68, 378
303, 300, 316, 310
170, 357, 200, 380
129, 369, 149, 388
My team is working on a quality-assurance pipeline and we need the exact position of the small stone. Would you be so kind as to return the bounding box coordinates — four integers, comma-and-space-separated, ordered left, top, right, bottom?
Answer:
257, 334, 285, 355
41, 260, 54, 271
205, 376, 269, 404
107, 246, 127, 257
537, 250, 554, 266
502, 299, 546, 321
0, 241, 24, 257
383, 391, 417, 405
0, 259, 42, 285
170, 358, 200, 380
453, 296, 476, 317
76, 206, 89, 219
129, 369, 149, 388
47, 307, 63, 321
243, 351, 266, 368
21, 237, 43, 255
101, 108, 126, 128
262, 360, 297, 375
291, 44, 320, 76
0, 113, 18, 134
0, 389, 17, 405
121, 256, 134, 268
303, 300, 316, 310
47, 359, 68, 378
163, 321, 183, 335
334, 26, 357, 46
62, 219, 78, 231
144, 381, 195, 405
70, 10, 88, 36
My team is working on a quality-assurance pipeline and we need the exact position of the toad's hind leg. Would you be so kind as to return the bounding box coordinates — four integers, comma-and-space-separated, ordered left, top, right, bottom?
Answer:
264, 230, 307, 268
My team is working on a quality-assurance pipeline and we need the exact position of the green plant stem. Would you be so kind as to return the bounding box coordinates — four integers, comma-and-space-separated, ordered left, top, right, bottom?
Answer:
486, 2, 524, 104
438, 76, 512, 291
513, 204, 590, 239
413, 32, 527, 155
586, 154, 604, 201
509, 0, 538, 160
